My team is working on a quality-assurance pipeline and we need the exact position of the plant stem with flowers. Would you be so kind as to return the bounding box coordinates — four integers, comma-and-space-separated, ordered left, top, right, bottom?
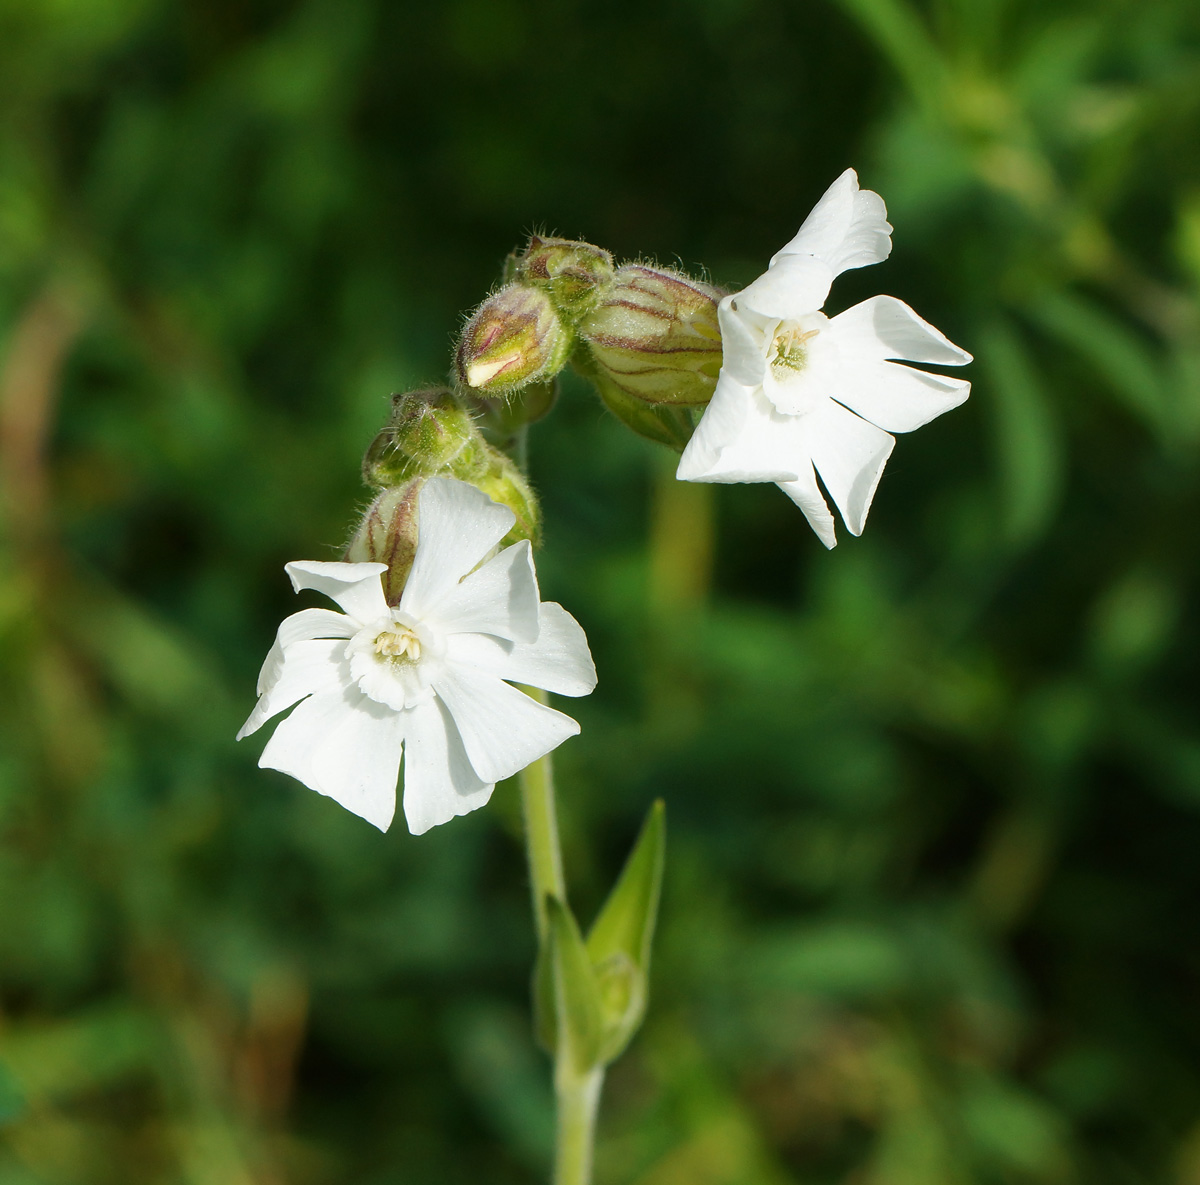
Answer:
237, 170, 971, 1184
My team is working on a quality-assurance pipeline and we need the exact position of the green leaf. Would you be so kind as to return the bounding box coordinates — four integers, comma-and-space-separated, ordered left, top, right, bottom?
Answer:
586, 799, 666, 1062
545, 896, 604, 1075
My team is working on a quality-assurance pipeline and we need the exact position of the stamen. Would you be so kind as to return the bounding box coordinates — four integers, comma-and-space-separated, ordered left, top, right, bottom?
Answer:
374, 627, 422, 663
769, 324, 820, 376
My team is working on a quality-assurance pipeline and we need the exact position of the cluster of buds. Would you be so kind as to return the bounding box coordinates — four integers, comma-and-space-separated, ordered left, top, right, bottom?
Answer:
454, 233, 724, 447
350, 234, 727, 604
348, 387, 538, 602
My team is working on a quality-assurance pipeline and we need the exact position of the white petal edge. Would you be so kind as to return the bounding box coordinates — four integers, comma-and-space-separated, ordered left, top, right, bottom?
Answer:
429, 540, 540, 643
286, 561, 389, 624
259, 687, 405, 831
444, 602, 597, 698
400, 477, 516, 617
827, 295, 972, 366
776, 461, 838, 549
431, 667, 580, 784
830, 360, 971, 434
238, 638, 346, 740
805, 401, 896, 536
735, 254, 834, 321
401, 696, 494, 836
254, 606, 355, 696
771, 168, 893, 276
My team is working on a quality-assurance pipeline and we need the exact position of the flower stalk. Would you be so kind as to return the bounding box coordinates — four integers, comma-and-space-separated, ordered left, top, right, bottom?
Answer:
553, 1065, 604, 1185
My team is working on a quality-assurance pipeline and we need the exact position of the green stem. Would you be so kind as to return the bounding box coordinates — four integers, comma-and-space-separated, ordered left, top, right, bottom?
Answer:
518, 689, 604, 1185
553, 1066, 604, 1185
518, 696, 566, 941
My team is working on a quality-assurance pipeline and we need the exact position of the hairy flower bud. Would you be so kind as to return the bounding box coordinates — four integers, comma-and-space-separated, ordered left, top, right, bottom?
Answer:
363, 387, 484, 488
345, 480, 421, 605
509, 235, 616, 320
456, 284, 571, 395
360, 386, 540, 550
472, 451, 540, 545
578, 264, 724, 407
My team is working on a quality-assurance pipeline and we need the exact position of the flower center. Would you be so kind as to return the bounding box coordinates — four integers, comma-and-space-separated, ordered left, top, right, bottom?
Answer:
373, 625, 422, 664
768, 323, 820, 380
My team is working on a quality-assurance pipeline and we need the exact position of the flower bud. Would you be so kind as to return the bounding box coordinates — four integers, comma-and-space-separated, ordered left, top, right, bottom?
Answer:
362, 387, 486, 488
578, 264, 723, 406
345, 480, 420, 605
576, 355, 695, 451
456, 284, 571, 396
472, 450, 540, 545
509, 235, 616, 320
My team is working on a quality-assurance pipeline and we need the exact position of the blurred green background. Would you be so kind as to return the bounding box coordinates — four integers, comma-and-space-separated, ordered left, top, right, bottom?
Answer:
2, 0, 1200, 1181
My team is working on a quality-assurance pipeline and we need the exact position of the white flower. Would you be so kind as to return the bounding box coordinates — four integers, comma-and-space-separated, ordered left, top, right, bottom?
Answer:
237, 476, 597, 835
677, 168, 972, 548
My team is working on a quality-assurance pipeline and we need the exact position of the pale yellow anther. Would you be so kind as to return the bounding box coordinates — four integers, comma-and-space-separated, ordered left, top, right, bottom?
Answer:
374, 627, 422, 663
769, 324, 821, 376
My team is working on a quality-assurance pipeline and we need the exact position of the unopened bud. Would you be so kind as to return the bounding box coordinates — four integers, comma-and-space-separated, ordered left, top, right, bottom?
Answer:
456, 285, 571, 396
578, 265, 723, 406
510, 235, 616, 320
472, 450, 540, 545
346, 480, 421, 605
576, 355, 695, 451
363, 387, 483, 488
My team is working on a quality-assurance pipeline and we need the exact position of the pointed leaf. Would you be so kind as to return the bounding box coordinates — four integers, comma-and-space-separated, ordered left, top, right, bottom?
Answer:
586, 800, 666, 1062
546, 896, 604, 1075
587, 799, 666, 973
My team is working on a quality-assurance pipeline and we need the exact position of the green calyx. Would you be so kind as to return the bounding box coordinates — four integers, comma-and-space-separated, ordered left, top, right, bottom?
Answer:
361, 387, 540, 548
456, 284, 572, 397
509, 235, 616, 322
578, 264, 724, 408
345, 481, 421, 605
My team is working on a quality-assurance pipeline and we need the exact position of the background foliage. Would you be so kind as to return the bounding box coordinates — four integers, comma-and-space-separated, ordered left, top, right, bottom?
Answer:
1, 0, 1200, 1181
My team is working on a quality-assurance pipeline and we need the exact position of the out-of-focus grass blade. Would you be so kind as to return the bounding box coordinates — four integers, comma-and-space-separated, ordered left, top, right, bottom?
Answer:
980, 319, 1064, 546
1033, 291, 1169, 438
833, 0, 947, 114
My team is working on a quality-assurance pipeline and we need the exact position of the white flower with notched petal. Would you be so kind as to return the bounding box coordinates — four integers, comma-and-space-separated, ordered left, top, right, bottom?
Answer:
237, 477, 596, 834
677, 168, 972, 548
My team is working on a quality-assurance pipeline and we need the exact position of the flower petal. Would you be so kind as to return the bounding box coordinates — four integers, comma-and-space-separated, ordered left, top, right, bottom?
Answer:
735, 254, 834, 320
400, 477, 516, 616
238, 638, 346, 740
828, 295, 972, 366
254, 607, 355, 696
400, 696, 493, 836
716, 295, 771, 387
445, 602, 597, 697
771, 169, 893, 276
776, 460, 838, 549
430, 540, 540, 643
286, 561, 389, 624
677, 376, 805, 484
431, 667, 580, 784
830, 360, 971, 434
806, 400, 896, 536
259, 687, 405, 831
